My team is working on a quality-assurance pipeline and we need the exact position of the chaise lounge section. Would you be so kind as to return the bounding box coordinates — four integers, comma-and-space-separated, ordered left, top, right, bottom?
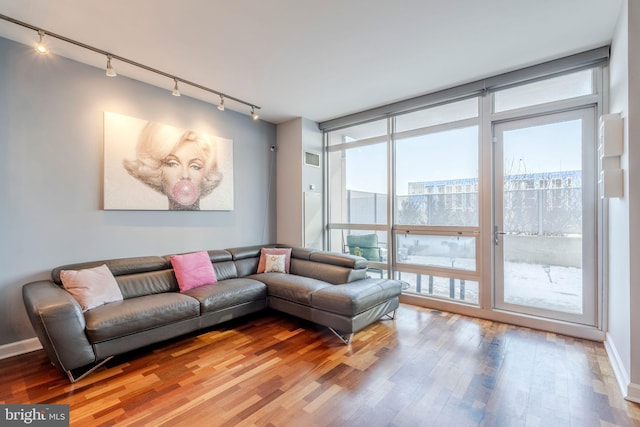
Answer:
22, 244, 402, 382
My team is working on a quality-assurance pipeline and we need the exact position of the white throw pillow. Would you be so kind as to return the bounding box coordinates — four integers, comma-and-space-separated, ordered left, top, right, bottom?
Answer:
60, 264, 123, 312
264, 254, 287, 273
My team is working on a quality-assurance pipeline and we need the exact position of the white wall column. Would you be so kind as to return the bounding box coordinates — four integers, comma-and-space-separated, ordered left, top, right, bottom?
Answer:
276, 118, 323, 247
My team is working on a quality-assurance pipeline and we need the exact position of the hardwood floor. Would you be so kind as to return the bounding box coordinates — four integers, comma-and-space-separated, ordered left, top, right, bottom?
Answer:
1, 304, 639, 426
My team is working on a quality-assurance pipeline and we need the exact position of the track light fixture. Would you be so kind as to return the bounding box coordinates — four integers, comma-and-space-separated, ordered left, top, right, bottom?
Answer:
0, 13, 262, 120
172, 78, 181, 96
34, 30, 47, 55
105, 55, 117, 77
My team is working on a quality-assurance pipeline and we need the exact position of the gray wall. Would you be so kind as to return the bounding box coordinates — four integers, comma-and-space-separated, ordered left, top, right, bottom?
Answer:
0, 37, 277, 345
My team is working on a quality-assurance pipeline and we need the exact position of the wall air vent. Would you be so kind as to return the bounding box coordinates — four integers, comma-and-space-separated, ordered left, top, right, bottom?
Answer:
304, 151, 321, 168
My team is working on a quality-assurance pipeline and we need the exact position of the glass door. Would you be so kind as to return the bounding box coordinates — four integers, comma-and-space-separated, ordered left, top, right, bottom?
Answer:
493, 108, 597, 325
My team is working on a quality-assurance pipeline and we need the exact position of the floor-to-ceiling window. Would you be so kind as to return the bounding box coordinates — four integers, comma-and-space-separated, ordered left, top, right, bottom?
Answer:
327, 119, 390, 274
393, 99, 480, 304
491, 70, 598, 326
324, 55, 606, 337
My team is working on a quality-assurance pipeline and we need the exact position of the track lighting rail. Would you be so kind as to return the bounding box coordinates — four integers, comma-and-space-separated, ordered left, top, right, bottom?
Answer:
0, 13, 261, 116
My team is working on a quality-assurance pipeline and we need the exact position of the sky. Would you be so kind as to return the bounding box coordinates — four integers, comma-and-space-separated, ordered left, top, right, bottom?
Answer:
346, 119, 583, 194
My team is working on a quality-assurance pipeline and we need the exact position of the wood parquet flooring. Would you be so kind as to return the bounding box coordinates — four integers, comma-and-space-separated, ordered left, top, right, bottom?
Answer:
1, 304, 639, 426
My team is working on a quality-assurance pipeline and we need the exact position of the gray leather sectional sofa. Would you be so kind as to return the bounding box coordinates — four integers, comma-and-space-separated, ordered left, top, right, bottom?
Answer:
22, 244, 402, 382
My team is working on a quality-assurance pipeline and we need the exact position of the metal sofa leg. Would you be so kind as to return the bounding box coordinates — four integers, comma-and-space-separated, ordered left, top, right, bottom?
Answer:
65, 356, 114, 383
328, 328, 354, 345
382, 309, 397, 320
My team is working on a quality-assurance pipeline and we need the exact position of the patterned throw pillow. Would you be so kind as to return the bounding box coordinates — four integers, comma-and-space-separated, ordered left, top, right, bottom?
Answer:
264, 254, 287, 273
257, 247, 292, 273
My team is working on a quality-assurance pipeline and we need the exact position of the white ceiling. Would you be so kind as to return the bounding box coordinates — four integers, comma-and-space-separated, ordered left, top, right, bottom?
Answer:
0, 0, 623, 124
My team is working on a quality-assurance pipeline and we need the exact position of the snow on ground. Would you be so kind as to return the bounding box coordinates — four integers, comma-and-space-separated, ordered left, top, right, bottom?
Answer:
398, 255, 582, 314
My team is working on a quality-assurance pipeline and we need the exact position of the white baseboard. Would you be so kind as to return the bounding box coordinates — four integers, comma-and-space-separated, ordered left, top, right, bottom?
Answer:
604, 332, 632, 400
0, 337, 42, 360
627, 382, 640, 404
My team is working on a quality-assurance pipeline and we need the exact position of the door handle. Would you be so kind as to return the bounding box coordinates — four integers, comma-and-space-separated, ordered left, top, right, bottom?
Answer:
494, 226, 506, 245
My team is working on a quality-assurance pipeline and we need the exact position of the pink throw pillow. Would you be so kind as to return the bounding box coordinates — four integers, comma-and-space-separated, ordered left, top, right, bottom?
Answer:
170, 251, 217, 292
60, 264, 123, 312
257, 248, 292, 273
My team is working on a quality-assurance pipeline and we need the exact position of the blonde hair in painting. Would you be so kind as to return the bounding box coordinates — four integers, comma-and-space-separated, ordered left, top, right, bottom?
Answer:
123, 122, 222, 199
